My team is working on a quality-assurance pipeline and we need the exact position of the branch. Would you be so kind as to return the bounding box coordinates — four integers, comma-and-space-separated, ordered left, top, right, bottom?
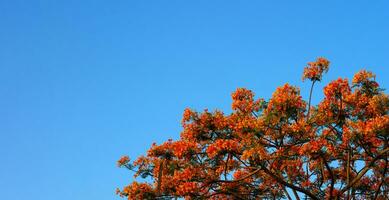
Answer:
339, 148, 389, 195
320, 154, 335, 200
156, 159, 165, 195
286, 167, 301, 200
346, 147, 351, 200
282, 186, 293, 200
373, 158, 387, 200
306, 80, 316, 121
215, 168, 261, 183
259, 164, 320, 200
224, 154, 230, 180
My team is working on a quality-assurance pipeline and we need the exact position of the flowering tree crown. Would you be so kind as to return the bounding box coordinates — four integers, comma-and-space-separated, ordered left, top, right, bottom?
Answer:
117, 58, 388, 200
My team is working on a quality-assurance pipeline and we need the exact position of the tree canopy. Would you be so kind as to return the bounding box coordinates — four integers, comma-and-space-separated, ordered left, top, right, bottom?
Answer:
116, 58, 388, 200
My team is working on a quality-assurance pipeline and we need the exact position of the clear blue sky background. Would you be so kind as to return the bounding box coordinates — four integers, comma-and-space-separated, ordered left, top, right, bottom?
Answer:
0, 1, 388, 200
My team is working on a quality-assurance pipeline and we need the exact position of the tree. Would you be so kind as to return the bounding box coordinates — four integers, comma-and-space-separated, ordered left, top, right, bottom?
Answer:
116, 58, 388, 200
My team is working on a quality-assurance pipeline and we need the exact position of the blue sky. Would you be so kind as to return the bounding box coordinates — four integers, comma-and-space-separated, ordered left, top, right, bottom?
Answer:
0, 1, 388, 200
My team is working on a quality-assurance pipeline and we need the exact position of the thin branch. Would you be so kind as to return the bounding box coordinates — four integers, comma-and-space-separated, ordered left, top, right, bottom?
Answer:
282, 186, 293, 200
320, 153, 335, 200
215, 168, 261, 183
286, 168, 301, 200
339, 148, 389, 195
156, 159, 165, 195
224, 154, 230, 180
346, 147, 351, 200
306, 80, 316, 121
259, 164, 320, 200
373, 158, 388, 200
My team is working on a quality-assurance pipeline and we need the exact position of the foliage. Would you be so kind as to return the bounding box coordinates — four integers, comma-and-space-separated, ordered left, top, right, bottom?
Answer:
116, 58, 388, 200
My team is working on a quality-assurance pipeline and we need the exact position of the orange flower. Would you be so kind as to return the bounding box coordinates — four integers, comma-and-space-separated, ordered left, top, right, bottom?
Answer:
172, 141, 199, 158
265, 84, 306, 118
147, 140, 174, 158
117, 156, 130, 167
231, 88, 262, 113
206, 139, 241, 158
182, 108, 197, 125
117, 182, 155, 199
302, 57, 330, 81
176, 182, 199, 196
352, 70, 380, 95
323, 78, 350, 99
301, 180, 311, 187
352, 70, 375, 85
367, 94, 389, 116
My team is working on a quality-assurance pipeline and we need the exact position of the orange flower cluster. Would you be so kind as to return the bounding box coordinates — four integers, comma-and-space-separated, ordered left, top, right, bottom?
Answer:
352, 70, 380, 96
230, 115, 260, 134
301, 180, 311, 187
181, 108, 197, 125
116, 182, 155, 199
302, 57, 330, 81
233, 169, 249, 180
147, 140, 173, 158
367, 94, 389, 116
173, 167, 197, 182
206, 139, 241, 158
117, 156, 130, 167
323, 78, 351, 99
241, 146, 268, 161
352, 70, 375, 85
180, 123, 199, 141
180, 109, 228, 141
231, 88, 262, 113
266, 84, 305, 118
299, 138, 326, 155
172, 141, 199, 159
212, 110, 228, 130
176, 182, 199, 196
359, 115, 389, 136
